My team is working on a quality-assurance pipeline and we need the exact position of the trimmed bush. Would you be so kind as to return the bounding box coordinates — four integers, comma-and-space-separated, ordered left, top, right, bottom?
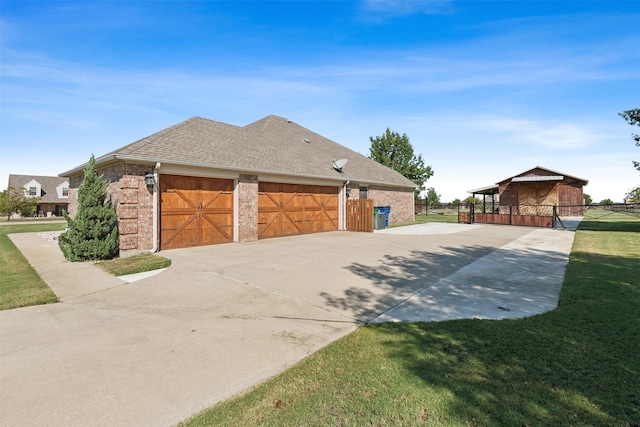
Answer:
59, 155, 119, 261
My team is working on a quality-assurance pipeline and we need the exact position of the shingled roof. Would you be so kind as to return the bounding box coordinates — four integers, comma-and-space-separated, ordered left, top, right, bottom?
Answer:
61, 115, 416, 188
8, 175, 69, 204
497, 166, 588, 185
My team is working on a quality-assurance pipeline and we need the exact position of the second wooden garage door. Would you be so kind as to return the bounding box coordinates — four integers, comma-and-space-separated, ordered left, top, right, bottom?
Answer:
258, 182, 339, 239
160, 175, 234, 250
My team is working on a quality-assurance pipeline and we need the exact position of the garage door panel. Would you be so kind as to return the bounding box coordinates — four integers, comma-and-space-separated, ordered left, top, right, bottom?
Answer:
161, 189, 199, 210
281, 214, 303, 236
160, 175, 234, 250
258, 191, 280, 209
202, 193, 233, 210
161, 215, 200, 250
257, 210, 280, 238
201, 213, 234, 244
258, 182, 338, 239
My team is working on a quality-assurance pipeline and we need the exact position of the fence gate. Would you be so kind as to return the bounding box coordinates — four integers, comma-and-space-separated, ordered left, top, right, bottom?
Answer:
347, 199, 374, 232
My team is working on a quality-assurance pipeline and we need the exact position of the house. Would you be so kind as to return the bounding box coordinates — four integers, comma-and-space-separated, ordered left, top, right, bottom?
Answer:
7, 175, 70, 217
468, 166, 588, 224
60, 115, 416, 253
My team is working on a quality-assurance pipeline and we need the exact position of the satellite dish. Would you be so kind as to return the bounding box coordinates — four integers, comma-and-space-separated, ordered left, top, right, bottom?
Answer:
332, 159, 348, 172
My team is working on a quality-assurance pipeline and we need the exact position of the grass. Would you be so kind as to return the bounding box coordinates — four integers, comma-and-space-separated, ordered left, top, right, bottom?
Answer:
96, 253, 171, 276
1, 221, 170, 309
0, 222, 63, 310
181, 209, 640, 426
390, 212, 458, 228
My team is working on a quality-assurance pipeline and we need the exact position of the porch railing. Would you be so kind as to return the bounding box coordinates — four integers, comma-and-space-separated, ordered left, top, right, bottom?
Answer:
458, 204, 586, 228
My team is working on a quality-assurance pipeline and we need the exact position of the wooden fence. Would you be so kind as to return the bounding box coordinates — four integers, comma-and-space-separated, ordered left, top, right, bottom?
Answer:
346, 199, 374, 232
459, 204, 562, 228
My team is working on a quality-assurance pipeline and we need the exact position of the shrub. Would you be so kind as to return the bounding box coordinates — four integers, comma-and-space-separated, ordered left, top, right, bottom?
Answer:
59, 155, 119, 261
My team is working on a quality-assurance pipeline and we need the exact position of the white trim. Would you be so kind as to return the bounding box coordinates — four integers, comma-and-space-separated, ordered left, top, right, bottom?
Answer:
151, 164, 160, 252
257, 173, 343, 187
233, 178, 239, 242
56, 180, 70, 198
158, 164, 240, 179
511, 175, 563, 182
24, 179, 41, 197
339, 184, 346, 230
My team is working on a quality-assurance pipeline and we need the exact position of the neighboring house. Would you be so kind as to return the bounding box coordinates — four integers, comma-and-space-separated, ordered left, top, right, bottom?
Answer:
7, 175, 70, 217
469, 166, 588, 216
60, 115, 416, 253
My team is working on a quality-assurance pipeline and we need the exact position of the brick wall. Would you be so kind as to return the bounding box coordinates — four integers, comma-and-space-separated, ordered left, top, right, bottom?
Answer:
368, 185, 415, 224
119, 164, 154, 252
67, 162, 154, 254
66, 175, 82, 217
237, 174, 258, 242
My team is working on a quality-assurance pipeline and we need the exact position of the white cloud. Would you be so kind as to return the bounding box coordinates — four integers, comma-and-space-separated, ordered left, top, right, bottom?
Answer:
466, 117, 603, 149
359, 0, 454, 18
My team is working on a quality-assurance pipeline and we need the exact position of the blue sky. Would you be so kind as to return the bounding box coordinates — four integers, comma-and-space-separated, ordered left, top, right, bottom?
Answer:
1, 0, 639, 202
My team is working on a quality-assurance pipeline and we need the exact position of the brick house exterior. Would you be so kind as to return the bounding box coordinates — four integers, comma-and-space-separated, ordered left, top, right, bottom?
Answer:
61, 116, 416, 254
7, 175, 70, 218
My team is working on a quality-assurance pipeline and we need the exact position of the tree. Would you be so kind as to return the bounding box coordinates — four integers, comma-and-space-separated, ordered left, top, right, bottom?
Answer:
464, 196, 481, 205
369, 128, 434, 195
451, 198, 462, 206
583, 193, 593, 205
58, 155, 119, 261
619, 108, 640, 172
600, 198, 613, 206
0, 186, 39, 220
625, 187, 640, 203
425, 187, 441, 207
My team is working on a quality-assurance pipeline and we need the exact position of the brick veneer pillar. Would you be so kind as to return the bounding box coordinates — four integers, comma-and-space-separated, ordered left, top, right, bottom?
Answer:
237, 174, 258, 242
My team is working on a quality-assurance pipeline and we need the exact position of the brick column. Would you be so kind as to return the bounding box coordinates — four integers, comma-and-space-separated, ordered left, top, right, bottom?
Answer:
237, 174, 258, 242
118, 175, 140, 251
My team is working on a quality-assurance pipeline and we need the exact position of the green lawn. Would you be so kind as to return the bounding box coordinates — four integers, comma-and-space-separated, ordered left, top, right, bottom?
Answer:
390, 212, 458, 228
181, 209, 640, 426
1, 221, 171, 309
0, 222, 64, 310
96, 252, 171, 276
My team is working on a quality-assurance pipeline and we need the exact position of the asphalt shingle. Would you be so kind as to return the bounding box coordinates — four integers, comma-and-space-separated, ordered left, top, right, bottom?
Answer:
66, 115, 416, 188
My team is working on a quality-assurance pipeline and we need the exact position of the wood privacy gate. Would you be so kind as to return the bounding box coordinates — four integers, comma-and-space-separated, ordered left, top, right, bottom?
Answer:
346, 199, 374, 232
160, 175, 234, 250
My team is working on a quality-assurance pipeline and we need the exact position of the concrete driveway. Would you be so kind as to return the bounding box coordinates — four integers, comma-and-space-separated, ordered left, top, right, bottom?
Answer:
0, 223, 576, 426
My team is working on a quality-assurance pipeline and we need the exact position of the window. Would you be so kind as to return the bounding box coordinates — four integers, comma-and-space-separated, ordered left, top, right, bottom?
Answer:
359, 186, 368, 199
29, 187, 37, 196
62, 188, 69, 197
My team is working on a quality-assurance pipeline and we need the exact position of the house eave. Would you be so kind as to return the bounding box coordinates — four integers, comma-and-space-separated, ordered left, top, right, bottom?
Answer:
468, 184, 499, 195
60, 154, 416, 189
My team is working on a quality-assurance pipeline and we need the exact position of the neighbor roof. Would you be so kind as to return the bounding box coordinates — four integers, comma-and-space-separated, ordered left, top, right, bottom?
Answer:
60, 115, 416, 188
8, 175, 69, 204
467, 184, 499, 195
498, 166, 588, 185
468, 166, 589, 193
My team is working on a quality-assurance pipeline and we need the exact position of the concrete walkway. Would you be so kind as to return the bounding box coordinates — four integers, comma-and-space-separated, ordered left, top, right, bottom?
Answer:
0, 222, 579, 426
372, 225, 576, 322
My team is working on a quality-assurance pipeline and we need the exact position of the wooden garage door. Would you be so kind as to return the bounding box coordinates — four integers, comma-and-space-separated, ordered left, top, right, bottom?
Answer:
160, 175, 234, 250
258, 182, 339, 239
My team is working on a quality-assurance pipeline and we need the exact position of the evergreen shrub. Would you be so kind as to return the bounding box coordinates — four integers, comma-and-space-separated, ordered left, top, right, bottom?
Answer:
59, 155, 119, 261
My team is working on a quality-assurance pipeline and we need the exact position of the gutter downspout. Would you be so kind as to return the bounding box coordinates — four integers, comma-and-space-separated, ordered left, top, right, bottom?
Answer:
151, 162, 161, 252
342, 180, 350, 230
